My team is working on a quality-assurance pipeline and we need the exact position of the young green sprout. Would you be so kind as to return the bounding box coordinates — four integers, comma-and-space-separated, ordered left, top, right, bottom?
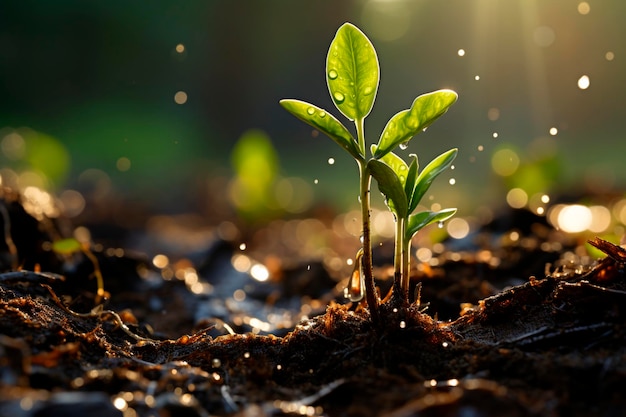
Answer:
280, 23, 458, 319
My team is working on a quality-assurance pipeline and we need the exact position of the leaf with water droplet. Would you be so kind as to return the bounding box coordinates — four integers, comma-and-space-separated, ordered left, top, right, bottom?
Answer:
326, 23, 379, 121
328, 69, 338, 80
410, 148, 458, 213
405, 208, 457, 241
374, 90, 458, 159
280, 99, 362, 159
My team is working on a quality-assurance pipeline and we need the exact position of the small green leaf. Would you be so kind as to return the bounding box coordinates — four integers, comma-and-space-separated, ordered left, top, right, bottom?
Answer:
368, 159, 408, 219
280, 99, 362, 160
405, 208, 457, 241
410, 148, 458, 212
326, 23, 379, 121
405, 154, 418, 203
371, 145, 409, 187
52, 238, 83, 255
374, 90, 458, 159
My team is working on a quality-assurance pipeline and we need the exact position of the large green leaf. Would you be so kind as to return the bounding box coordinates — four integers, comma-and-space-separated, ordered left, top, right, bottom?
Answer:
374, 90, 458, 159
405, 208, 457, 241
368, 159, 408, 219
326, 23, 379, 121
410, 148, 458, 212
280, 99, 362, 160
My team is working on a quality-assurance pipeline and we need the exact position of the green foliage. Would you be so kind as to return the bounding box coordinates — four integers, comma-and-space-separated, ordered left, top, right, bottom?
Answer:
280, 22, 459, 311
374, 91, 458, 159
326, 23, 379, 121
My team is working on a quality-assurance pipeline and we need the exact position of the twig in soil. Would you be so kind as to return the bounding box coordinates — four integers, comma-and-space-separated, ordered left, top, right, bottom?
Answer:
588, 237, 626, 263
40, 283, 156, 343
0, 270, 65, 283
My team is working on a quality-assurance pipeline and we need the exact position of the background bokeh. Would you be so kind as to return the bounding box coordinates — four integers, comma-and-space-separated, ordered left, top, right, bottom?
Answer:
1, 0, 625, 228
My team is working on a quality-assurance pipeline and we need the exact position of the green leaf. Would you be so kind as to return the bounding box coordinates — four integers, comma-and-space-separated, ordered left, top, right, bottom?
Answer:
368, 159, 408, 219
410, 148, 458, 212
374, 90, 458, 159
405, 208, 457, 241
280, 99, 362, 160
371, 145, 409, 187
405, 154, 418, 203
52, 238, 82, 255
326, 23, 379, 121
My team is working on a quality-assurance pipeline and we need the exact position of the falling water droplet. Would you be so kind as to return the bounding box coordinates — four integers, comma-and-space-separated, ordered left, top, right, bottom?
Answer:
328, 157, 335, 165
333, 92, 345, 103
449, 178, 456, 185
492, 132, 499, 138
399, 141, 409, 150
438, 221, 445, 229
328, 70, 338, 80
422, 127, 428, 132
313, 179, 319, 184
307, 107, 315, 115
344, 249, 365, 302
474, 75, 480, 81
319, 111, 326, 118
578, 75, 590, 90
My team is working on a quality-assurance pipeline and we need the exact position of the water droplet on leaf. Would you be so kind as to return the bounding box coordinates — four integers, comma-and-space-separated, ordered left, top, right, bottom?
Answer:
319, 111, 326, 118
399, 142, 409, 150
438, 221, 444, 229
307, 107, 315, 115
363, 86, 373, 95
333, 92, 345, 103
328, 70, 338, 80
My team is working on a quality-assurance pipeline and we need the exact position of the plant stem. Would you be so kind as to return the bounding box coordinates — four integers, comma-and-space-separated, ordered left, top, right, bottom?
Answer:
401, 229, 411, 303
355, 117, 379, 324
393, 216, 404, 301
358, 161, 379, 324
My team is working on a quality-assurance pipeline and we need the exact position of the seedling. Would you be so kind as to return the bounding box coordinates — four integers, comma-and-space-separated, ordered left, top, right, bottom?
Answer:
280, 23, 457, 319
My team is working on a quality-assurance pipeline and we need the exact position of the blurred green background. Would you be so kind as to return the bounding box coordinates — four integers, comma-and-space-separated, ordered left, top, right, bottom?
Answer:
1, 0, 625, 223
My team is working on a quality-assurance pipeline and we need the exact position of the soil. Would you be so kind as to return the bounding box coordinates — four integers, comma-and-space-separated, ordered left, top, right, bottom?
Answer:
1, 188, 625, 417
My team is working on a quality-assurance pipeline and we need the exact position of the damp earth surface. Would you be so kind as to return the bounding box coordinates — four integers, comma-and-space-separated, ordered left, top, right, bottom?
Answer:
0, 187, 625, 417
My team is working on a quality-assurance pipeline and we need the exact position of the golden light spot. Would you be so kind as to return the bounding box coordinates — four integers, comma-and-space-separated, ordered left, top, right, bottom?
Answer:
487, 107, 500, 121
116, 157, 131, 172
491, 149, 520, 176
416, 247, 432, 262
588, 205, 611, 233
605, 51, 615, 61
175, 43, 185, 53
447, 218, 470, 240
506, 188, 528, 209
152, 254, 169, 269
577, 2, 590, 15
174, 91, 188, 104
250, 263, 269, 281
556, 204, 592, 233
233, 289, 246, 301
457, 49, 465, 56
549, 127, 558, 136
577, 75, 590, 90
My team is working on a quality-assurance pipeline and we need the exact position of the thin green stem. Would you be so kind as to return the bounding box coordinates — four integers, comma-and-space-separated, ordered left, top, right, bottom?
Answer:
393, 216, 404, 299
401, 229, 411, 303
358, 161, 378, 323
355, 117, 379, 324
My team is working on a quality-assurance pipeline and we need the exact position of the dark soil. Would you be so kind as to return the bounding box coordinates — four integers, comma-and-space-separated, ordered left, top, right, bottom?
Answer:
1, 189, 625, 417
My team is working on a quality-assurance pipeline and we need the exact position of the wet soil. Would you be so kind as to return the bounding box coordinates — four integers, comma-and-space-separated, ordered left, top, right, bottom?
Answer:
1, 190, 625, 417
